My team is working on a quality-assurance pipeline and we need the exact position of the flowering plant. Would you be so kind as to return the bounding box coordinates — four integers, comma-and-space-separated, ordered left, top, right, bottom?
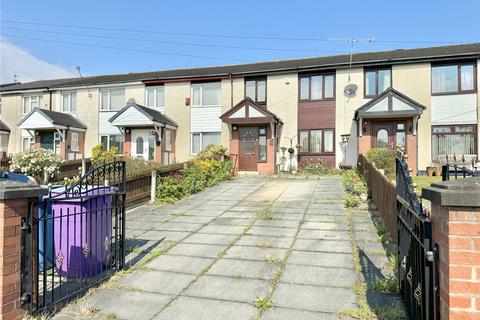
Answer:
10, 148, 61, 182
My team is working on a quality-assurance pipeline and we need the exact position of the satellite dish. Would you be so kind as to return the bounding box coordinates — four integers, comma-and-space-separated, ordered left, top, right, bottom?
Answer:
344, 84, 358, 97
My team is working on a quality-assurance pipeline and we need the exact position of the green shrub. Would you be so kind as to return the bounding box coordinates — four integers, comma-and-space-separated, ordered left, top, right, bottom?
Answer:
366, 148, 396, 179
124, 157, 161, 177
10, 148, 61, 183
196, 144, 228, 161
343, 170, 367, 195
344, 193, 361, 208
91, 144, 118, 166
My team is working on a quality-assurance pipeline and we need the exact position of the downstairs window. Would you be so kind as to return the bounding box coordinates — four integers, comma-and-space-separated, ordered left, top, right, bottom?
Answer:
431, 125, 477, 160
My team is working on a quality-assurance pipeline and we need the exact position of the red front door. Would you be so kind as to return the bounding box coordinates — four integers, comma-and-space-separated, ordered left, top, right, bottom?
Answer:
373, 123, 395, 150
239, 127, 258, 171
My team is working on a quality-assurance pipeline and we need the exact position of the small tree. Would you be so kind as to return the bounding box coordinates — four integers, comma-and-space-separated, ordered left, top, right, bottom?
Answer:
91, 144, 118, 166
10, 149, 61, 183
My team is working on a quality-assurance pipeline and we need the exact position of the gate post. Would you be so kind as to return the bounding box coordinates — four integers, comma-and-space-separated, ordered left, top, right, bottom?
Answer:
0, 174, 47, 319
422, 178, 480, 320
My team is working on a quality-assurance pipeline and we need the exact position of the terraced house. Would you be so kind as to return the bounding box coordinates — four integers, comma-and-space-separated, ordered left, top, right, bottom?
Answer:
1, 43, 480, 174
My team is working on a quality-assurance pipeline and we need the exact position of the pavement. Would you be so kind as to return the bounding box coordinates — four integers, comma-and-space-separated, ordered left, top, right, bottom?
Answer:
54, 176, 402, 320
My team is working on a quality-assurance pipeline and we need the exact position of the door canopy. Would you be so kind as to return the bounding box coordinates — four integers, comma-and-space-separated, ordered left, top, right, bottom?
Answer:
220, 97, 283, 125
17, 108, 87, 131
355, 88, 425, 120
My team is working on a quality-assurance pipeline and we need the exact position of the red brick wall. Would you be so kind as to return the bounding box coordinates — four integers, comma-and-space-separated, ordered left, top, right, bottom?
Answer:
431, 204, 480, 320
0, 198, 28, 320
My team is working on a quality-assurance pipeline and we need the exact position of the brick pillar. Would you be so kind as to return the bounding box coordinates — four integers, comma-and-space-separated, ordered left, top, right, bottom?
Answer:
423, 178, 480, 320
0, 175, 47, 319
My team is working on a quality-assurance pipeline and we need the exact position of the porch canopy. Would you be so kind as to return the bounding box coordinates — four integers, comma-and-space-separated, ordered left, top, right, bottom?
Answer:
0, 121, 10, 134
18, 108, 87, 139
220, 97, 283, 136
354, 88, 425, 135
109, 98, 178, 136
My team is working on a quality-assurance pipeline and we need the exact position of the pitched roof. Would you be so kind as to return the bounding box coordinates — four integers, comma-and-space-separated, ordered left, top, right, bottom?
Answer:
17, 108, 87, 129
220, 97, 283, 124
0, 120, 10, 133
109, 99, 178, 127
1, 43, 479, 93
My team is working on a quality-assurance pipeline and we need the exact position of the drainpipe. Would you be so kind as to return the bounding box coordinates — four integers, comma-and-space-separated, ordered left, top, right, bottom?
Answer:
46, 87, 52, 110
229, 73, 233, 108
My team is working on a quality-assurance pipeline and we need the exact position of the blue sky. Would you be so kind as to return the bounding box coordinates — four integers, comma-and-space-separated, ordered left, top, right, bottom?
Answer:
1, 0, 479, 83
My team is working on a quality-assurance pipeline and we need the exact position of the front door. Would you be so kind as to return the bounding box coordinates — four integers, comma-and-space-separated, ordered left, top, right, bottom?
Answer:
40, 132, 54, 151
131, 129, 155, 160
239, 127, 258, 171
373, 123, 395, 150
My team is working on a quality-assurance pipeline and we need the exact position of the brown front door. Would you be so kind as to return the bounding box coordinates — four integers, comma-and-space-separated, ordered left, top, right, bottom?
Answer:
373, 123, 395, 150
239, 127, 258, 171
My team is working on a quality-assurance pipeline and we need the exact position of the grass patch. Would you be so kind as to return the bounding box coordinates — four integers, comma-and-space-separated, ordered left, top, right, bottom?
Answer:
373, 305, 406, 320
371, 275, 399, 294
264, 254, 282, 263
253, 296, 274, 310
411, 176, 441, 196
256, 205, 274, 220
256, 241, 273, 249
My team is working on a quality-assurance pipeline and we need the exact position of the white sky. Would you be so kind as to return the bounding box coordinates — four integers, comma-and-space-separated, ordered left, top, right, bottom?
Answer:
0, 38, 77, 84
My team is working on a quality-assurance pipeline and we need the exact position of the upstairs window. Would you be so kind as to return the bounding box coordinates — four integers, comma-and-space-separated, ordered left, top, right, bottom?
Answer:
432, 63, 476, 94
191, 82, 221, 107
299, 74, 335, 101
100, 88, 125, 111
62, 92, 77, 113
245, 78, 267, 104
146, 86, 164, 109
364, 68, 391, 97
23, 95, 43, 114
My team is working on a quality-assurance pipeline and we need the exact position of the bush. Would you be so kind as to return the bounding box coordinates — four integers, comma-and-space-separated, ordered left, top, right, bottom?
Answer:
124, 157, 161, 177
92, 144, 118, 166
10, 149, 61, 182
344, 193, 361, 208
156, 158, 233, 203
366, 148, 396, 179
342, 170, 367, 208
196, 144, 228, 161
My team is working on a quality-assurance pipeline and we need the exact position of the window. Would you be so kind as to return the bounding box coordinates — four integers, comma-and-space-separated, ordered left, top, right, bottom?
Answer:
22, 137, 34, 151
100, 135, 123, 154
23, 95, 43, 114
299, 74, 335, 101
191, 132, 221, 154
62, 92, 77, 113
136, 137, 144, 155
432, 63, 476, 94
146, 86, 164, 109
70, 132, 79, 151
245, 78, 267, 103
364, 68, 391, 97
258, 128, 267, 161
191, 82, 221, 107
298, 129, 335, 154
54, 132, 61, 155
431, 125, 476, 160
396, 123, 406, 148
164, 130, 172, 151
100, 88, 125, 111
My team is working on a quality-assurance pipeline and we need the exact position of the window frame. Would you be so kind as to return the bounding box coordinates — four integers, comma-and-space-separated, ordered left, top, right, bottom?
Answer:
431, 124, 477, 161
244, 77, 267, 104
431, 62, 477, 96
100, 88, 125, 111
70, 132, 79, 152
190, 82, 221, 107
297, 129, 335, 155
23, 94, 43, 115
257, 126, 268, 162
298, 73, 335, 102
190, 131, 221, 155
363, 67, 392, 98
99, 134, 123, 154
164, 129, 172, 152
145, 86, 165, 109
61, 91, 77, 113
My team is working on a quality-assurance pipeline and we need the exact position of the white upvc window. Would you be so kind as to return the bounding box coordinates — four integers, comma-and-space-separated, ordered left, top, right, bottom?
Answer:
191, 82, 221, 107
100, 88, 125, 111
62, 91, 77, 113
70, 132, 79, 151
22, 137, 35, 151
23, 95, 43, 114
191, 132, 221, 154
146, 86, 165, 109
164, 129, 172, 151
100, 135, 123, 154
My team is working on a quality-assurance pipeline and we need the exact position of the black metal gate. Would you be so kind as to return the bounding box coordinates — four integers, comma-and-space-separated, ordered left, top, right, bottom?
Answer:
21, 160, 126, 314
396, 152, 439, 320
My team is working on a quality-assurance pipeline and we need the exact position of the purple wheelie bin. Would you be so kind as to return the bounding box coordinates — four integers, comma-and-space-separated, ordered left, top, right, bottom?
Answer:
48, 186, 116, 279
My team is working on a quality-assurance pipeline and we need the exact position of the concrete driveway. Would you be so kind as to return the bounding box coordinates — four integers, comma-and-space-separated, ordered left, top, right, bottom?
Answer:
56, 176, 399, 320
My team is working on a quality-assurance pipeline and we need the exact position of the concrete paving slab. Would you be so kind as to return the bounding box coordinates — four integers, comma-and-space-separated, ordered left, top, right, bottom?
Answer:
280, 264, 356, 287
263, 307, 346, 320
288, 250, 354, 268
183, 233, 237, 245
254, 219, 299, 228
115, 269, 196, 294
224, 245, 287, 262
198, 225, 246, 235
207, 258, 280, 280
167, 243, 226, 258
140, 230, 191, 242
235, 235, 295, 249
248, 226, 298, 237
155, 222, 203, 232
146, 254, 214, 275
297, 229, 351, 241
293, 239, 352, 253
301, 221, 348, 231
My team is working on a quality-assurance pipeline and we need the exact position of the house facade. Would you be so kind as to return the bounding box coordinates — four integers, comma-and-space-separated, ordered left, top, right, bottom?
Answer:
1, 43, 479, 174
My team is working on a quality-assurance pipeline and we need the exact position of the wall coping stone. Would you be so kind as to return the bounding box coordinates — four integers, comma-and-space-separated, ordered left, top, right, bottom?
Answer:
422, 177, 480, 207
0, 172, 48, 200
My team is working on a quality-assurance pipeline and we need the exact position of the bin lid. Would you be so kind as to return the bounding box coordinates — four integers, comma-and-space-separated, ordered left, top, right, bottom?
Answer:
0, 170, 48, 200
45, 185, 117, 202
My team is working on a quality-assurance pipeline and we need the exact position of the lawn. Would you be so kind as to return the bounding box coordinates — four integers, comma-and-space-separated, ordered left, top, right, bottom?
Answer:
412, 176, 442, 196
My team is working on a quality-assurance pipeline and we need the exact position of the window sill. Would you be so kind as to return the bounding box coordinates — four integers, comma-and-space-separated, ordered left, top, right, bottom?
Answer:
299, 98, 335, 102
431, 90, 477, 96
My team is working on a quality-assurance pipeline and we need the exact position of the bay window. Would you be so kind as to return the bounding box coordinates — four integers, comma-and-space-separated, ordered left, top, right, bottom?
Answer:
245, 78, 267, 104
100, 135, 123, 154
431, 125, 476, 160
146, 86, 164, 109
62, 92, 77, 113
299, 74, 335, 101
100, 88, 125, 111
191, 132, 220, 154
364, 68, 391, 97
298, 129, 335, 154
432, 63, 476, 94
23, 95, 43, 114
191, 82, 221, 107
